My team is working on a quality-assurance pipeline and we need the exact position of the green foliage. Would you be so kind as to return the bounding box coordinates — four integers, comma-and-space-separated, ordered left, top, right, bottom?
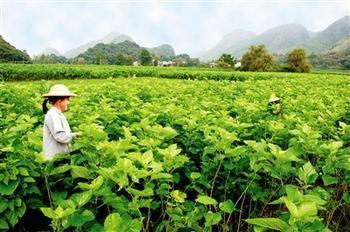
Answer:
115, 52, 133, 65
246, 218, 291, 231
1, 72, 350, 231
139, 48, 152, 66
2, 63, 345, 82
79, 41, 141, 65
217, 53, 237, 68
309, 50, 350, 70
241, 44, 276, 72
32, 54, 68, 64
286, 48, 311, 73
0, 35, 31, 63
196, 195, 218, 206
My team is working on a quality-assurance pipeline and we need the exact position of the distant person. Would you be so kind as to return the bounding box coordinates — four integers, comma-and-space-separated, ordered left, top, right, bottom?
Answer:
268, 94, 283, 116
42, 84, 81, 161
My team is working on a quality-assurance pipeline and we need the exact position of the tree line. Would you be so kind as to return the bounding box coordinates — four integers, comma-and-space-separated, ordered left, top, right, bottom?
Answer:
1, 33, 348, 72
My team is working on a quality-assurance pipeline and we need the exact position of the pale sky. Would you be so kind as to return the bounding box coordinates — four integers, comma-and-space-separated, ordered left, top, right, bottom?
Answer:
1, 0, 349, 57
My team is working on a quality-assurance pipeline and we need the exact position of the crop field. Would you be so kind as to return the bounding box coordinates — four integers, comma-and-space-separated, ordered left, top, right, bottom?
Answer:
0, 68, 350, 231
0, 63, 327, 82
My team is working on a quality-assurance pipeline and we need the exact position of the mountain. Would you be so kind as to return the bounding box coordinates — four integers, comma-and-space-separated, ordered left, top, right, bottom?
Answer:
41, 47, 61, 56
236, 23, 310, 56
0, 35, 30, 62
303, 16, 350, 54
64, 32, 133, 58
77, 40, 176, 64
328, 35, 350, 54
147, 44, 175, 59
199, 29, 256, 61
199, 16, 350, 61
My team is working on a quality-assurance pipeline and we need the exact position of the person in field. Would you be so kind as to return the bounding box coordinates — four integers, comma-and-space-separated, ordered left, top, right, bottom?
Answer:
268, 93, 282, 116
42, 84, 81, 161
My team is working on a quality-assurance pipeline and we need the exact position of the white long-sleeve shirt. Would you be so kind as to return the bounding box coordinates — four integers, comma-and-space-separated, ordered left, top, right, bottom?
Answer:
43, 106, 77, 161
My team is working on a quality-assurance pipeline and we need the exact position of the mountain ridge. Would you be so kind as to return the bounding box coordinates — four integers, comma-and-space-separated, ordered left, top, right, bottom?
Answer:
199, 15, 350, 61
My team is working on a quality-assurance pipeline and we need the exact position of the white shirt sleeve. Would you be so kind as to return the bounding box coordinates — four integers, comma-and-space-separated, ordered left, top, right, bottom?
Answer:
45, 112, 74, 144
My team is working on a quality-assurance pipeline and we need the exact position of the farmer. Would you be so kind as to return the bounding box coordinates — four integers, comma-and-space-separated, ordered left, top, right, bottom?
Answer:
268, 93, 282, 115
42, 84, 81, 161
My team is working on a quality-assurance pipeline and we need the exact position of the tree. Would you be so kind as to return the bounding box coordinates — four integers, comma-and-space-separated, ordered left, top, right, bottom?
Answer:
217, 53, 236, 68
77, 57, 85, 65
241, 44, 275, 72
115, 53, 134, 66
95, 51, 108, 65
153, 57, 159, 66
187, 58, 200, 67
286, 48, 311, 73
139, 49, 151, 66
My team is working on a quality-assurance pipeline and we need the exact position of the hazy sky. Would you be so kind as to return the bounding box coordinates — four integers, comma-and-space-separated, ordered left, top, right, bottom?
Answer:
1, 0, 349, 56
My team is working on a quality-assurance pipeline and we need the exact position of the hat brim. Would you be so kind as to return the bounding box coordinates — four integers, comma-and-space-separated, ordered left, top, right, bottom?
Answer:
269, 98, 280, 102
42, 93, 77, 97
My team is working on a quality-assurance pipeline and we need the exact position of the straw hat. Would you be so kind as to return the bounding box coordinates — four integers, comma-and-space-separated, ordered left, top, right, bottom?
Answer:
269, 94, 280, 103
42, 84, 77, 97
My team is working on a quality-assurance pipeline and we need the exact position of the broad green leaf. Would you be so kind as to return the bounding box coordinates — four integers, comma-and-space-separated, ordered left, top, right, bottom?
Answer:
204, 211, 222, 227
40, 207, 57, 219
297, 162, 318, 185
0, 180, 19, 195
196, 195, 218, 206
49, 164, 71, 176
327, 141, 343, 154
104, 213, 122, 232
153, 126, 178, 140
219, 199, 235, 213
0, 218, 8, 229
297, 201, 318, 218
284, 198, 317, 218
71, 165, 91, 179
23, 177, 35, 183
91, 176, 104, 189
127, 187, 154, 197
342, 192, 350, 204
190, 172, 201, 179
16, 204, 26, 218
78, 176, 104, 191
90, 223, 104, 232
141, 150, 154, 165
151, 173, 173, 180
171, 190, 187, 203
284, 198, 298, 218
41, 206, 75, 219
246, 218, 291, 231
64, 209, 95, 228
322, 175, 338, 186
157, 144, 182, 158
0, 203, 7, 214
6, 211, 18, 227
70, 191, 92, 207
285, 185, 303, 202
127, 218, 142, 232
18, 167, 29, 176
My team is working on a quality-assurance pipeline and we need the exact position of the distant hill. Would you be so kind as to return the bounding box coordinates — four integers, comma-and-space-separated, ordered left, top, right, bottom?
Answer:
328, 35, 350, 54
199, 16, 350, 61
64, 32, 134, 58
41, 47, 61, 56
147, 44, 175, 59
77, 40, 176, 64
235, 23, 310, 56
199, 29, 256, 61
0, 35, 30, 62
303, 16, 350, 54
